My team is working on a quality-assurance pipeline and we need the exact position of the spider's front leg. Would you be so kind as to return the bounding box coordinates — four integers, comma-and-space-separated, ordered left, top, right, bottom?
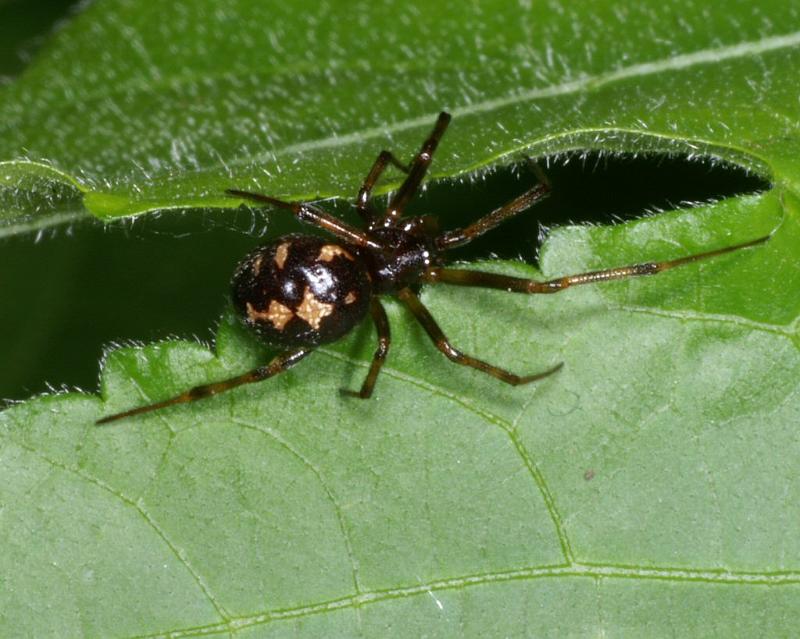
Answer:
357, 150, 409, 222
436, 181, 551, 250
384, 111, 451, 220
424, 234, 771, 294
226, 190, 382, 250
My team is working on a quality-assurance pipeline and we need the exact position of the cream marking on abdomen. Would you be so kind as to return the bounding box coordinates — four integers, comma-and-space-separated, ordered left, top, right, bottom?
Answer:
274, 242, 291, 269
295, 287, 335, 329
246, 300, 294, 330
318, 245, 354, 262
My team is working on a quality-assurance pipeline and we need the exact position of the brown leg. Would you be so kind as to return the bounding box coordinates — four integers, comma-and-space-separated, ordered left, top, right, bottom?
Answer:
385, 111, 451, 220
342, 298, 391, 398
97, 348, 312, 425
424, 234, 771, 293
357, 150, 409, 222
397, 287, 562, 385
436, 182, 551, 250
226, 190, 382, 250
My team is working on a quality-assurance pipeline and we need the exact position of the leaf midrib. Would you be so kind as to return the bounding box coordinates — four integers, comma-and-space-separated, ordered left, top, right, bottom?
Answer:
10, 26, 800, 127
4, 27, 799, 192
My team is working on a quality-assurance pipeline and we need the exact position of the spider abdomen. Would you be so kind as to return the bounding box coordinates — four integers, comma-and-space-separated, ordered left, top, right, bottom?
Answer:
231, 234, 372, 347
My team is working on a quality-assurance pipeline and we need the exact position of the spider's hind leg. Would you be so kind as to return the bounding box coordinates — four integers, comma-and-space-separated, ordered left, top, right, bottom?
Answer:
424, 234, 771, 294
397, 287, 562, 386
341, 298, 391, 398
97, 348, 312, 425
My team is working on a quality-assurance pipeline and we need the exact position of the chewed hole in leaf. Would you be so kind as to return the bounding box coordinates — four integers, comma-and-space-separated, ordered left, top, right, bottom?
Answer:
416, 152, 771, 264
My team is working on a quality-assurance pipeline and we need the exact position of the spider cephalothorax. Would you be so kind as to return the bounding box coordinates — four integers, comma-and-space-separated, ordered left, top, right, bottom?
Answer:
98, 112, 769, 424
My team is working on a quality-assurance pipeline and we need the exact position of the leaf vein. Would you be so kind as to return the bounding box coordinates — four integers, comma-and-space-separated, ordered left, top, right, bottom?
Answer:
129, 562, 800, 638
317, 347, 575, 564
0, 433, 230, 624
228, 417, 363, 596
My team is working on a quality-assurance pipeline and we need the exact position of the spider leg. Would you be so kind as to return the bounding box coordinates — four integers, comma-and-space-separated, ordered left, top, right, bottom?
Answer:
397, 287, 562, 385
226, 190, 382, 250
424, 234, 771, 293
436, 182, 550, 250
357, 150, 409, 222
96, 348, 312, 425
385, 111, 451, 220
341, 298, 391, 398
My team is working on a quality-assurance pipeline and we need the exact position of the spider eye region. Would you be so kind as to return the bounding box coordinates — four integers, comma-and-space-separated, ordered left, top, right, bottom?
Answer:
231, 234, 372, 346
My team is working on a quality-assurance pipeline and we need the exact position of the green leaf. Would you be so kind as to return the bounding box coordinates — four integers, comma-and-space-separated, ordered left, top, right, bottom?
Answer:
2, 0, 800, 637
0, 0, 798, 225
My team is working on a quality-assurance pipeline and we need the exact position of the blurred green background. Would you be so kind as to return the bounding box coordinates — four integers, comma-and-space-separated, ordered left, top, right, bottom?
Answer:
0, 0, 767, 402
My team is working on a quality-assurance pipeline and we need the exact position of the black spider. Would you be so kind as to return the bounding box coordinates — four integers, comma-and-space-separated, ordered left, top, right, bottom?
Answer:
98, 112, 768, 424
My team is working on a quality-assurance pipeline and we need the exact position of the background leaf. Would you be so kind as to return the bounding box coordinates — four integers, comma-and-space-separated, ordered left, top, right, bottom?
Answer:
1, 0, 800, 637
0, 0, 798, 222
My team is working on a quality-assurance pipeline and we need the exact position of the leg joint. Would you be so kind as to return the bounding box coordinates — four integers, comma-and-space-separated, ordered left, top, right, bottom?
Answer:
437, 339, 463, 362
375, 338, 390, 359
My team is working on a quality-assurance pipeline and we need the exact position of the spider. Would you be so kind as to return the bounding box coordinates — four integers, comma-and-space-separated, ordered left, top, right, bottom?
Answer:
97, 112, 769, 424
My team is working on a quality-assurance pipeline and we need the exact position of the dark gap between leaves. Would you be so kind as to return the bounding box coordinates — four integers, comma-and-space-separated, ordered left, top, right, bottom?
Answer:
405, 152, 770, 264
0, 0, 83, 77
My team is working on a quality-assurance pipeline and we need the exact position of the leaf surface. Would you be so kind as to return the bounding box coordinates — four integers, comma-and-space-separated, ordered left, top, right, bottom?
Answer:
2, 0, 800, 637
